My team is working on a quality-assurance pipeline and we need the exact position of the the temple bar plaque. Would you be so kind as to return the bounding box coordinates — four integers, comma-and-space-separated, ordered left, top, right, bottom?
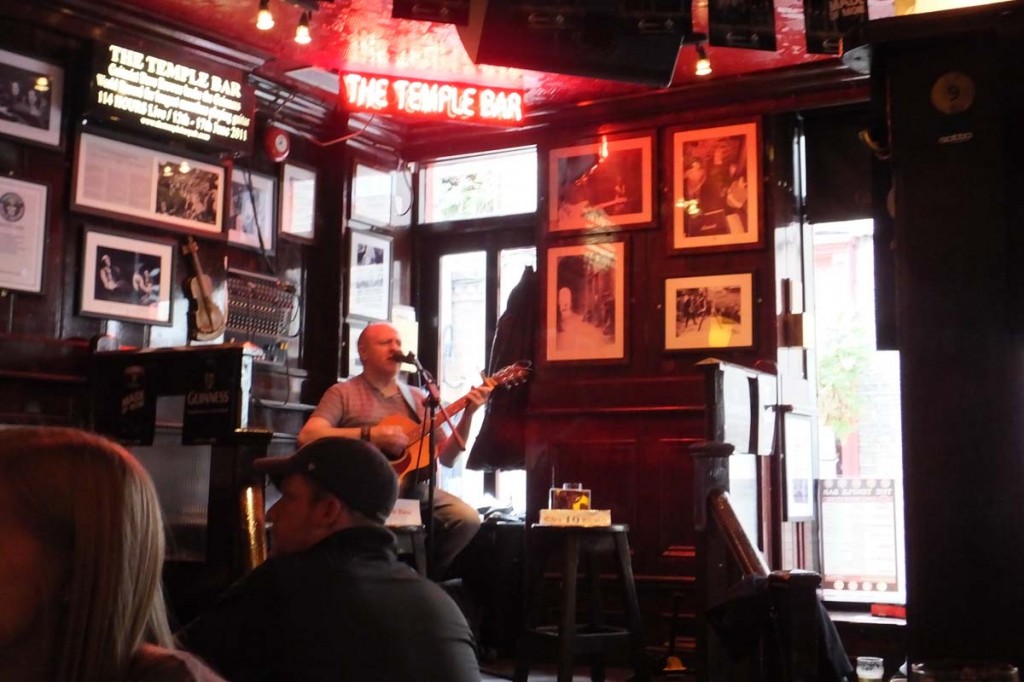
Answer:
91, 42, 254, 154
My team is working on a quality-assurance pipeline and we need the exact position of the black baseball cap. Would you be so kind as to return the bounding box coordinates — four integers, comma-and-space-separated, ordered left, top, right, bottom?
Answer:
253, 437, 398, 524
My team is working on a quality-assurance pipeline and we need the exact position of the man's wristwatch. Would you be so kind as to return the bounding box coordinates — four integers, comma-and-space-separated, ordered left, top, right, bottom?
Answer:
360, 425, 371, 441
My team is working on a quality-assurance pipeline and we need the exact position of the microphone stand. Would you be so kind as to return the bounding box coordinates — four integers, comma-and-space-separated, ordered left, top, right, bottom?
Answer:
405, 353, 463, 580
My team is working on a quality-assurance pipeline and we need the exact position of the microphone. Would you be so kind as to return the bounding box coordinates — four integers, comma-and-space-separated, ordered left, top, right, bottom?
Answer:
390, 350, 415, 363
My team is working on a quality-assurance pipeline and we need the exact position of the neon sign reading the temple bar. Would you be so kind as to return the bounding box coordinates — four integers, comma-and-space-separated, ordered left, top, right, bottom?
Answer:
340, 72, 524, 126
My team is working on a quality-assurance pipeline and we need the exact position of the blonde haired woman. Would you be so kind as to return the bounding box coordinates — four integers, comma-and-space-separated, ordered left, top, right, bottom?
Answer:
0, 427, 223, 682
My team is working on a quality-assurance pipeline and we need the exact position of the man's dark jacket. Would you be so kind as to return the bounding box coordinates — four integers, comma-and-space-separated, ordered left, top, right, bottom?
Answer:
179, 526, 480, 681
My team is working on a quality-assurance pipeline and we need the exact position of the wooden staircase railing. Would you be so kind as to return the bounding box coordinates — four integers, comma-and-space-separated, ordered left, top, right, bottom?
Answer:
692, 440, 824, 682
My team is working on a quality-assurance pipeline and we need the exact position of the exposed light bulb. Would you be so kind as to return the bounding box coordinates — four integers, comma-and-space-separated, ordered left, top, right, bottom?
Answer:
256, 0, 275, 30
178, 160, 191, 174
695, 43, 712, 77
294, 11, 312, 44
34, 76, 50, 92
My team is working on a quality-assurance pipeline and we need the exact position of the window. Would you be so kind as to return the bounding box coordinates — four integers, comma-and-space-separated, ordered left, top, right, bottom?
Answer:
434, 246, 536, 512
812, 219, 906, 604
420, 146, 537, 223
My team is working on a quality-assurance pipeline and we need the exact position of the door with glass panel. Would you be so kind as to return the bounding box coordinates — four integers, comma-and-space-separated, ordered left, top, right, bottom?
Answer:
433, 245, 535, 507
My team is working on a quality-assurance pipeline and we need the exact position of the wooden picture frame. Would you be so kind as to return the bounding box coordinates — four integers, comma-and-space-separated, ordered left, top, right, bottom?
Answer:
546, 240, 626, 362
279, 161, 317, 242
80, 227, 175, 326
0, 176, 49, 293
227, 168, 276, 254
671, 121, 761, 251
664, 272, 754, 350
548, 133, 653, 233
73, 131, 225, 236
782, 409, 817, 521
347, 229, 393, 321
351, 163, 393, 226
0, 48, 64, 148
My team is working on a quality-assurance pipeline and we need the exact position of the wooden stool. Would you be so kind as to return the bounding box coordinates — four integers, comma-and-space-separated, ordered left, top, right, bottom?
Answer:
514, 524, 647, 682
390, 525, 427, 577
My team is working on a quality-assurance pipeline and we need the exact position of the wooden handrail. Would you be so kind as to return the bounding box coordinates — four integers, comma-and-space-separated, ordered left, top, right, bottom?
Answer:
708, 489, 770, 578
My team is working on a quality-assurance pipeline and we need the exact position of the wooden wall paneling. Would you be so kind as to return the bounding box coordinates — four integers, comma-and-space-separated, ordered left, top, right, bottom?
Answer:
879, 13, 1024, 663
294, 121, 346, 394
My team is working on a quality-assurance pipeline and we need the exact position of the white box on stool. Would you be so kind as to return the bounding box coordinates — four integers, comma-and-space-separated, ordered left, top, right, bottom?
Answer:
537, 509, 612, 527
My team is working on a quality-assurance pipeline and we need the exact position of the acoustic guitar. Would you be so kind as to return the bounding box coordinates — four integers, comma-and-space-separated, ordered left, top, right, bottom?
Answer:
182, 236, 226, 341
381, 362, 531, 491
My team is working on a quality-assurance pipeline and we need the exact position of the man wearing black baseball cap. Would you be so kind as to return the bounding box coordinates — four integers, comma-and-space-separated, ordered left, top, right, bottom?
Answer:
178, 438, 480, 681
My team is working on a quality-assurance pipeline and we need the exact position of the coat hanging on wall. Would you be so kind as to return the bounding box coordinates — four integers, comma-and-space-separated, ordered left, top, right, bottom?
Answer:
467, 265, 537, 471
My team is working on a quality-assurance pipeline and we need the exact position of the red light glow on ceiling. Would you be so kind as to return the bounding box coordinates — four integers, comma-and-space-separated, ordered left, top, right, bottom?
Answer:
114, 0, 896, 111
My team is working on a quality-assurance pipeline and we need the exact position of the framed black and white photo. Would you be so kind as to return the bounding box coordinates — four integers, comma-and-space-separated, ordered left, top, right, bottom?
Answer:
783, 410, 817, 521
279, 161, 317, 242
664, 272, 754, 350
227, 168, 276, 254
73, 132, 224, 236
0, 176, 49, 293
671, 121, 761, 252
546, 240, 625, 362
80, 227, 175, 326
548, 133, 653, 233
347, 229, 392, 321
351, 163, 393, 226
0, 48, 64, 148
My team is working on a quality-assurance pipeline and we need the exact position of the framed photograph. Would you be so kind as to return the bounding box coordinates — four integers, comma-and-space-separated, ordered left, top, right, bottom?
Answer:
345, 317, 367, 377
279, 161, 317, 242
73, 132, 224, 236
0, 176, 49, 293
0, 48, 64, 148
227, 168, 276, 254
664, 272, 754, 351
671, 121, 761, 251
548, 133, 653, 233
783, 410, 817, 521
351, 163, 393, 226
546, 240, 625, 362
347, 229, 392, 321
80, 227, 175, 326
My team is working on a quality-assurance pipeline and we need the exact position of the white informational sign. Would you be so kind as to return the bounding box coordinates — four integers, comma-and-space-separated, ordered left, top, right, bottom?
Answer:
820, 478, 902, 602
385, 498, 422, 527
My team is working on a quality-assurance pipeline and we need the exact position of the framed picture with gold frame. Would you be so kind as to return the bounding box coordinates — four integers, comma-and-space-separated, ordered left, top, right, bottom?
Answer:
664, 272, 754, 351
545, 239, 626, 362
670, 121, 761, 252
548, 132, 654, 234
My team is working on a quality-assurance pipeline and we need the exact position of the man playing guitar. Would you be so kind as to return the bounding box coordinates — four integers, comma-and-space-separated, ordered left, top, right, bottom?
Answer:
298, 322, 494, 580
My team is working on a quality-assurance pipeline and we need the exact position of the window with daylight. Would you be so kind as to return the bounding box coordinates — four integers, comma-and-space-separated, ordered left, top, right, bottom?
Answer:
435, 246, 536, 512
420, 146, 537, 223
812, 218, 906, 605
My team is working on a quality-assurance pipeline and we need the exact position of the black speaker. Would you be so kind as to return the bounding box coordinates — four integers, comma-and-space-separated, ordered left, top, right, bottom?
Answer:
456, 0, 690, 86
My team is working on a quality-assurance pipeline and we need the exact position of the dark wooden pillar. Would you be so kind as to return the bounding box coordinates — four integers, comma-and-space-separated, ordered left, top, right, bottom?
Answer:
845, 4, 1024, 665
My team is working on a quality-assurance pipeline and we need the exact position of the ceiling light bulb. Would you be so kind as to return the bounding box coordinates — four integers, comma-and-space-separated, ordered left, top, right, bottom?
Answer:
294, 11, 312, 44
256, 0, 274, 30
695, 43, 712, 77
34, 76, 50, 92
178, 160, 191, 174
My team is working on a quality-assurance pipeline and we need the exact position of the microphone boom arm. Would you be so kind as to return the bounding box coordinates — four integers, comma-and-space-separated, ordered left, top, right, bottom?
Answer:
399, 351, 466, 451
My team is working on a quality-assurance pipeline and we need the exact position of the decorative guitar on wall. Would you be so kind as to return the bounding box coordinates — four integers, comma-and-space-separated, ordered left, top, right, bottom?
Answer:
382, 361, 532, 492
182, 236, 226, 341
